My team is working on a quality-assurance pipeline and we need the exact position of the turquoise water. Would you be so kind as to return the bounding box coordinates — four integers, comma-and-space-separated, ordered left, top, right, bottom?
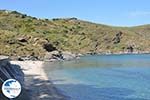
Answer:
45, 54, 150, 100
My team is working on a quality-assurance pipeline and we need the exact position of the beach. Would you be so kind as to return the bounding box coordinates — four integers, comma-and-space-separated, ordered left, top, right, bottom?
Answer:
11, 61, 69, 100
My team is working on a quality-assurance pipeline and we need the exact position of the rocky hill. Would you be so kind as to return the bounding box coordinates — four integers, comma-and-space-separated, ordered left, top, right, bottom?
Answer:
0, 10, 150, 59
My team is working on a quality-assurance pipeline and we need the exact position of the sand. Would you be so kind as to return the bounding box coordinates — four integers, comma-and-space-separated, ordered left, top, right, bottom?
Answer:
11, 61, 47, 79
10, 61, 69, 100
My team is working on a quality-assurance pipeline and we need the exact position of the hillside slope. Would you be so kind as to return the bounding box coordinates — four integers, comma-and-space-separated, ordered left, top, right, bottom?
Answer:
0, 10, 150, 59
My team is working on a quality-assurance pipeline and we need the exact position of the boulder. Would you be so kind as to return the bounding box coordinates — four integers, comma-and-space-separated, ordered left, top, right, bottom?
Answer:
44, 51, 79, 61
61, 51, 77, 60
44, 50, 63, 61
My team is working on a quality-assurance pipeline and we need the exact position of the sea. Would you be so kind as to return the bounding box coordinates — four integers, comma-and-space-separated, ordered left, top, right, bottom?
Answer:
44, 54, 150, 100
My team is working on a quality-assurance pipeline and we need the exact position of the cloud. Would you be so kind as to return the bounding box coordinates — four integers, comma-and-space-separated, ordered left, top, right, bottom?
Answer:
128, 11, 150, 17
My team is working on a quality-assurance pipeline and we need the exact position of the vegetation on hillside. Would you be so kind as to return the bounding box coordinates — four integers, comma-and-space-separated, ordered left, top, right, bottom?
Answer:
0, 10, 150, 58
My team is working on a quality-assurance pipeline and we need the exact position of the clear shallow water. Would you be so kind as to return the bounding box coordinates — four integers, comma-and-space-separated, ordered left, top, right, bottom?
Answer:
45, 54, 150, 100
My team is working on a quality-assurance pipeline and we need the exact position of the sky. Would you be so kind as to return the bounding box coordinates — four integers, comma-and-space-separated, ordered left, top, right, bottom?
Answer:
0, 0, 150, 26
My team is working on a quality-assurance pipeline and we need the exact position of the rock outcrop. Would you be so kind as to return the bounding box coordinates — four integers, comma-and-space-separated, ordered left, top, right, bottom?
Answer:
43, 43, 57, 52
17, 55, 39, 61
17, 37, 28, 42
113, 31, 123, 44
0, 56, 29, 100
61, 51, 78, 60
126, 45, 134, 53
44, 51, 80, 61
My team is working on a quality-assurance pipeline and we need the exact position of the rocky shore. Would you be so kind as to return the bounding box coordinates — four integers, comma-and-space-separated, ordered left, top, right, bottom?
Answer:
10, 51, 82, 62
9, 49, 150, 62
86, 51, 150, 55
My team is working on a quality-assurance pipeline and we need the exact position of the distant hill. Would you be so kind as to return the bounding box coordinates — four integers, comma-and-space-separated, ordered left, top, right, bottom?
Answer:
0, 10, 150, 58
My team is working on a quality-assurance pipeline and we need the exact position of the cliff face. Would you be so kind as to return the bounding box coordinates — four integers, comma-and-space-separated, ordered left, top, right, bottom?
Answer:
0, 56, 29, 100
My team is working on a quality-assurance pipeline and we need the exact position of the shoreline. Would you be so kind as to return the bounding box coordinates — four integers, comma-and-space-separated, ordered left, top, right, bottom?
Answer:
9, 51, 150, 62
10, 61, 69, 100
8, 53, 150, 99
86, 51, 150, 55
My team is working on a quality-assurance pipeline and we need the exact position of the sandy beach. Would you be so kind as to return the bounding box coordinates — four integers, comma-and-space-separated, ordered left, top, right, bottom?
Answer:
10, 61, 69, 100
